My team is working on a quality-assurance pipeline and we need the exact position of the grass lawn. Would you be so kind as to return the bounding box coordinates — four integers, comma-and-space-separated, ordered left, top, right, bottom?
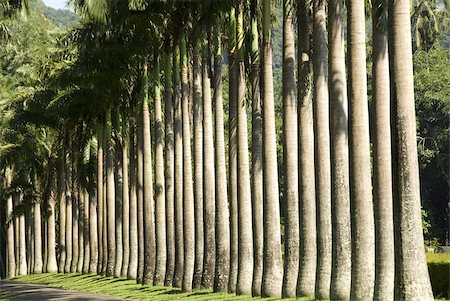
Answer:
11, 273, 313, 301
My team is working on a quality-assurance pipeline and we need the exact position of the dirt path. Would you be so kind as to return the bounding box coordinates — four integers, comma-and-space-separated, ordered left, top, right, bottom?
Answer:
0, 280, 128, 300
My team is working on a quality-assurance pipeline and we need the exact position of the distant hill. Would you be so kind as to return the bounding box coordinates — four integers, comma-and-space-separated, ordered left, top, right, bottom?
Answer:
29, 0, 79, 29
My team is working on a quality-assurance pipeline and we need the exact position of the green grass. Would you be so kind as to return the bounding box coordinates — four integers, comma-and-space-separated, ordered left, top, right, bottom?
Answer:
11, 273, 313, 301
427, 252, 450, 264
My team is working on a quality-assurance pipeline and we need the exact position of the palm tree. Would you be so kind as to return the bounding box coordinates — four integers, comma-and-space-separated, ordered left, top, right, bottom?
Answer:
173, 41, 184, 288
58, 149, 67, 273
121, 120, 130, 277
181, 34, 195, 292
202, 34, 216, 290
137, 79, 145, 283
71, 143, 79, 273
114, 121, 124, 278
33, 199, 43, 273
192, 40, 204, 290
5, 168, 16, 278
227, 6, 239, 294
17, 195, 27, 275
163, 49, 175, 287
348, 0, 375, 298
96, 124, 104, 274
236, 3, 253, 296
82, 188, 90, 273
250, 0, 263, 296
213, 21, 230, 294
389, 0, 434, 299
105, 109, 116, 277
282, 0, 299, 297
89, 141, 99, 273
372, 1, 394, 298
329, 0, 351, 298
261, 0, 283, 297
127, 116, 138, 280
65, 147, 73, 274
312, 0, 332, 298
154, 55, 167, 286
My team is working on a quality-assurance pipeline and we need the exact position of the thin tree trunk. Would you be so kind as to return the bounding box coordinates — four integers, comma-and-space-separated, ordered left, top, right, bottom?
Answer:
27, 208, 33, 274
213, 22, 230, 293
297, 0, 316, 296
65, 153, 73, 273
106, 108, 116, 277
348, 0, 375, 298
192, 43, 204, 290
14, 194, 19, 276
312, 0, 332, 298
6, 168, 16, 278
329, 0, 351, 299
121, 123, 130, 277
173, 43, 184, 288
181, 35, 195, 292
249, 1, 263, 296
82, 188, 90, 273
389, 0, 434, 299
77, 187, 84, 273
202, 37, 216, 290
163, 51, 175, 287
17, 195, 27, 275
136, 90, 145, 283
58, 150, 67, 273
261, 0, 283, 297
96, 124, 104, 274
227, 7, 239, 294
47, 187, 58, 273
71, 144, 79, 273
236, 3, 254, 296
154, 56, 167, 286
372, 4, 394, 298
89, 186, 98, 273
127, 118, 138, 280
114, 132, 124, 278
282, 0, 299, 297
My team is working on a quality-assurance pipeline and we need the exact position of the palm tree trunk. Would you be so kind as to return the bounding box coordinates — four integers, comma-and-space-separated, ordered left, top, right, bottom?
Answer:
127, 118, 138, 280
389, 0, 434, 299
236, 3, 254, 296
329, 0, 351, 299
105, 108, 116, 277
102, 153, 108, 276
65, 150, 73, 273
213, 22, 230, 294
71, 144, 79, 273
114, 132, 124, 278
28, 205, 33, 274
33, 200, 43, 273
297, 0, 316, 296
136, 81, 145, 284
282, 0, 299, 297
89, 185, 98, 273
46, 172, 57, 273
6, 168, 16, 278
58, 150, 67, 273
261, 0, 283, 297
348, 0, 375, 298
77, 187, 85, 273
372, 3, 394, 298
181, 35, 195, 293
163, 50, 175, 287
202, 37, 216, 290
17, 195, 27, 275
96, 124, 104, 274
121, 123, 130, 277
14, 194, 19, 276
82, 188, 90, 273
154, 56, 167, 286
173, 42, 184, 288
227, 7, 238, 294
312, 0, 332, 298
192, 42, 204, 290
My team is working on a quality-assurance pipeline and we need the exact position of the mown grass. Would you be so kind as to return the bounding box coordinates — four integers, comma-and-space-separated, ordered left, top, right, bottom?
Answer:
12, 273, 313, 301
427, 252, 450, 263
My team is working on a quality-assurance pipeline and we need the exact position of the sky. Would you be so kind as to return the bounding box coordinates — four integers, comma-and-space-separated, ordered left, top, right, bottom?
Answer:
42, 0, 71, 10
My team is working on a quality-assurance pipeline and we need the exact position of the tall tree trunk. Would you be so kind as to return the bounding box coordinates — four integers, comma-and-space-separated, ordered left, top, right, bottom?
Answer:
261, 0, 283, 297
163, 50, 175, 287
227, 6, 239, 294
372, 2, 394, 298
121, 122, 130, 277
17, 195, 27, 275
65, 149, 73, 274
329, 0, 351, 299
154, 56, 167, 286
348, 0, 375, 299
312, 0, 332, 298
46, 186, 58, 273
6, 168, 16, 278
236, 3, 254, 296
114, 131, 124, 278
181, 35, 195, 293
89, 185, 98, 273
102, 157, 107, 276
77, 187, 84, 273
250, 1, 263, 296
71, 144, 79, 273
58, 149, 67, 273
202, 37, 216, 290
297, 0, 316, 296
14, 194, 19, 276
96, 124, 104, 274
143, 62, 156, 285
136, 98, 145, 283
389, 0, 434, 299
282, 0, 299, 297
192, 42, 204, 290
127, 118, 138, 280
27, 206, 33, 274
106, 108, 116, 277
213, 22, 230, 294
173, 42, 184, 288
82, 188, 90, 273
